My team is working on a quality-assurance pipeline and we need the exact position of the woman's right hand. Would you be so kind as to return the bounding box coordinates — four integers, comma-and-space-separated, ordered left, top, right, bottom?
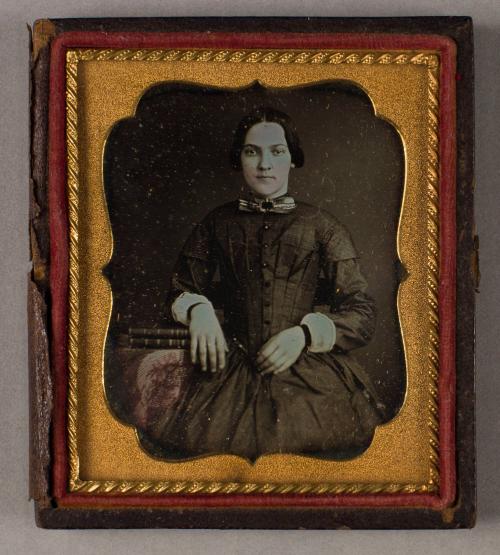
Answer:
189, 303, 228, 372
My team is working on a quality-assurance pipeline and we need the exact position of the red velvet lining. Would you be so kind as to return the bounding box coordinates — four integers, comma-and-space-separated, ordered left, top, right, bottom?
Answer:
49, 31, 456, 510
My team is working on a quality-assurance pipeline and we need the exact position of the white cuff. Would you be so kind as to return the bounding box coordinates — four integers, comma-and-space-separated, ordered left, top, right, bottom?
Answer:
300, 313, 336, 353
171, 292, 212, 325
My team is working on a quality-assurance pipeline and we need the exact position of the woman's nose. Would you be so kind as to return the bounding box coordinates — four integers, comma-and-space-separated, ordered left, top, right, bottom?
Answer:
258, 152, 272, 170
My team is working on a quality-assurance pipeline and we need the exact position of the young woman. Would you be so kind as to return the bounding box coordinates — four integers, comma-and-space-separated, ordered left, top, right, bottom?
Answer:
147, 107, 384, 460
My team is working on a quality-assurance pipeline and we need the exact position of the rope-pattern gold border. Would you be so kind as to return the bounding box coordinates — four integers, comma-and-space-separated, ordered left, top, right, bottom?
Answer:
74, 48, 439, 67
70, 478, 436, 495
66, 50, 81, 489
425, 62, 441, 490
65, 48, 440, 496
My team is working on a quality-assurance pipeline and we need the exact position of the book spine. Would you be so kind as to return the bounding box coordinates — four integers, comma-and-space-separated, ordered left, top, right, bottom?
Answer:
129, 338, 190, 349
128, 327, 189, 339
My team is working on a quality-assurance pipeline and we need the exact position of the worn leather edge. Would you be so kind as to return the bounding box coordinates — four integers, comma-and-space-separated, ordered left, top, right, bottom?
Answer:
29, 22, 54, 513
33, 505, 470, 530
32, 20, 56, 63
452, 16, 477, 528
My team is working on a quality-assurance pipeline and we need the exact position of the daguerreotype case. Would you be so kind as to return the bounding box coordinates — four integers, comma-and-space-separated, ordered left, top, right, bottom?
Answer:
29, 17, 476, 528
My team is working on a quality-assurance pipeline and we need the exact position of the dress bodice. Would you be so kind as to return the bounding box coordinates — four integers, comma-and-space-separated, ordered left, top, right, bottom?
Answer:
169, 201, 375, 356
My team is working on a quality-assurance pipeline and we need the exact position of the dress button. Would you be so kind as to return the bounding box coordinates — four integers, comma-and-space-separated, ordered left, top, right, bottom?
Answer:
262, 262, 268, 268
264, 301, 271, 307
264, 281, 271, 287
263, 243, 269, 248
263, 224, 270, 231
264, 319, 271, 325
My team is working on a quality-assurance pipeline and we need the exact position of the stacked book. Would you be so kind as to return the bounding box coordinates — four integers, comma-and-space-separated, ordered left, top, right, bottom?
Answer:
125, 327, 190, 349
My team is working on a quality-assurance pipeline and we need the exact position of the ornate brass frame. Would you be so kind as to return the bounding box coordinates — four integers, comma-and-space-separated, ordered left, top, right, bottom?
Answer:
65, 47, 441, 497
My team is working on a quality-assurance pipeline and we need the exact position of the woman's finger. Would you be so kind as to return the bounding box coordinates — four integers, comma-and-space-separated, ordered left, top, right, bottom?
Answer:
258, 348, 281, 370
190, 334, 198, 365
256, 339, 280, 364
216, 335, 226, 370
260, 351, 287, 373
272, 359, 292, 375
207, 337, 218, 372
262, 354, 290, 375
266, 352, 290, 374
198, 336, 208, 371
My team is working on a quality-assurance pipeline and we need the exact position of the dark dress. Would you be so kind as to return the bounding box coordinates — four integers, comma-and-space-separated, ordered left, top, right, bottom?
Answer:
148, 200, 384, 461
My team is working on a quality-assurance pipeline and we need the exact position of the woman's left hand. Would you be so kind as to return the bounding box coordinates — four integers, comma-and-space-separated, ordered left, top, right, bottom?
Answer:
256, 326, 306, 375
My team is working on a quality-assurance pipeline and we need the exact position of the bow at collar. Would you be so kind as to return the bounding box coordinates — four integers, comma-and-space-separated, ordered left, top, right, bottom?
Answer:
238, 195, 296, 214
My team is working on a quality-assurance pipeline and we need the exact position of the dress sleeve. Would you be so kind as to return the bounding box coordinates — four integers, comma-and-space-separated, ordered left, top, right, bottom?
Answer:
314, 221, 377, 353
167, 214, 218, 324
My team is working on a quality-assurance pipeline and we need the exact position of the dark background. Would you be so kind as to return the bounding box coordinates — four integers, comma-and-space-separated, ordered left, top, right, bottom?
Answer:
103, 81, 406, 420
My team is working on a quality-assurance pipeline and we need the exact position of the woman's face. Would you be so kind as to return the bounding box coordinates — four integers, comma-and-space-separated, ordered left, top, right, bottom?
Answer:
240, 122, 292, 199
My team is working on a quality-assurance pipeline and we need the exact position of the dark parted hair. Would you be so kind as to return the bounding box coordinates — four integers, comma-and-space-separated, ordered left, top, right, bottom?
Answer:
230, 107, 305, 170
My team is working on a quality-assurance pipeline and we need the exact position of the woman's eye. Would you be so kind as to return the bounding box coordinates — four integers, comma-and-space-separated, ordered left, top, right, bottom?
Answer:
243, 147, 257, 156
272, 148, 287, 156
